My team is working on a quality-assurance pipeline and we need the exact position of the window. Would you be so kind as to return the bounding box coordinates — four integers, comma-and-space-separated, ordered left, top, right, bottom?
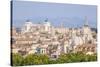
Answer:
53, 55, 57, 58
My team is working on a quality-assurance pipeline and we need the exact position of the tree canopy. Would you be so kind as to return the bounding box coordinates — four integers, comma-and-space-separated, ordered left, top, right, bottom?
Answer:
12, 53, 97, 66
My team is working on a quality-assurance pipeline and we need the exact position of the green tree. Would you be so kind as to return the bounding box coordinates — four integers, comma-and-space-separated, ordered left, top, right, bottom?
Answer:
84, 54, 97, 62
23, 54, 49, 65
12, 53, 97, 66
39, 54, 49, 64
12, 53, 24, 66
56, 52, 97, 63
23, 54, 41, 65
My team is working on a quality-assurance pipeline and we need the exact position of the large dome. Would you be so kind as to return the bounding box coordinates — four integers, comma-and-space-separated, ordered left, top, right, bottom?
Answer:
24, 20, 33, 26
44, 19, 51, 26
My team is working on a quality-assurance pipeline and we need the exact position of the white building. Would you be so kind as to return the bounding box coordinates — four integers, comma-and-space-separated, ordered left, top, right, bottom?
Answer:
82, 17, 93, 43
21, 20, 33, 33
43, 19, 51, 33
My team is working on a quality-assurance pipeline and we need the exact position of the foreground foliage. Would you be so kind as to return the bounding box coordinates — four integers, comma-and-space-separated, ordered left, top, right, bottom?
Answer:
12, 53, 97, 66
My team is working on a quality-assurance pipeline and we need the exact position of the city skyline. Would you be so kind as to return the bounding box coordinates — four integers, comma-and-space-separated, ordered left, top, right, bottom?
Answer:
12, 1, 97, 28
11, 1, 97, 66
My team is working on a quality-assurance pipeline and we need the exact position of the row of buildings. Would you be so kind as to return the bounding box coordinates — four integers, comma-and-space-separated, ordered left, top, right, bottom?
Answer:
11, 18, 97, 59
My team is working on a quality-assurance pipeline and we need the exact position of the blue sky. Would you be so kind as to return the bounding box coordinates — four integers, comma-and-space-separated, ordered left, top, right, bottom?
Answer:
12, 1, 97, 28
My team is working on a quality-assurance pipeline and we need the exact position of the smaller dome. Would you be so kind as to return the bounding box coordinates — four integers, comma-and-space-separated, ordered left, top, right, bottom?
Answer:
25, 20, 33, 26
44, 19, 51, 26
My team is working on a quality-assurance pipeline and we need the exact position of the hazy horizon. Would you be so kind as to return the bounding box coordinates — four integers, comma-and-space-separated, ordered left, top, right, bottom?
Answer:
12, 1, 97, 28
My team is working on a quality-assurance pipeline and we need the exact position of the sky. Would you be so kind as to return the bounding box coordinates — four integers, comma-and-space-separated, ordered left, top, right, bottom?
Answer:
12, 1, 97, 28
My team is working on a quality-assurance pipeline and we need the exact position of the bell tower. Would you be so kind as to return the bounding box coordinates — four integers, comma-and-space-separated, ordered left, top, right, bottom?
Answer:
84, 16, 89, 27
